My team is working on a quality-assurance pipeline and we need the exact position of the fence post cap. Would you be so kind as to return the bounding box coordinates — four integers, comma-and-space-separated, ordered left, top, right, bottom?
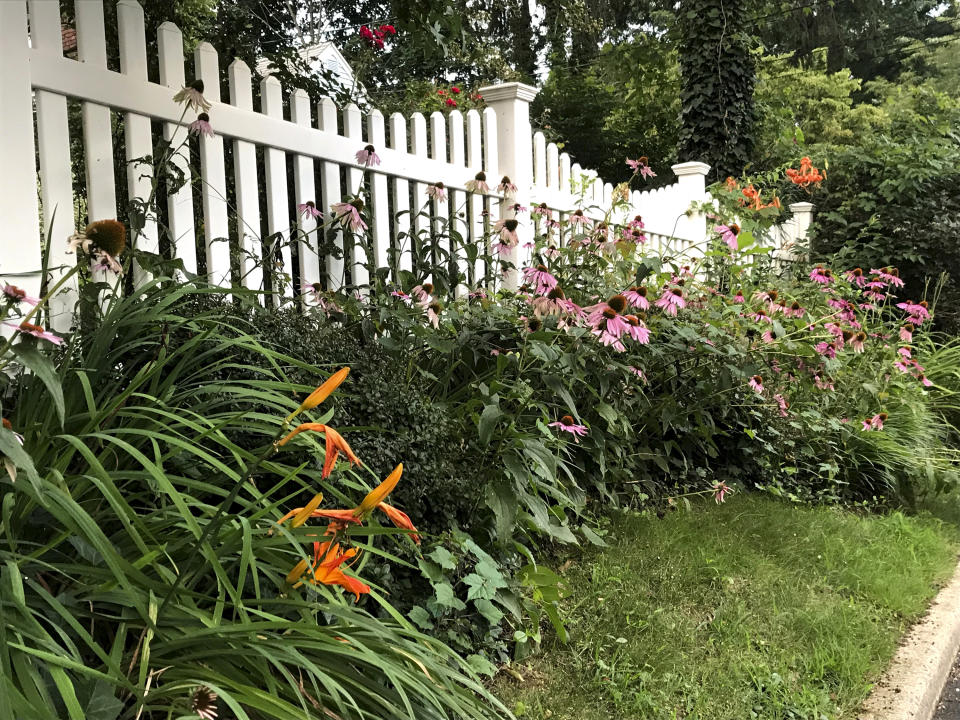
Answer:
477, 82, 539, 103
671, 161, 711, 177
789, 201, 815, 212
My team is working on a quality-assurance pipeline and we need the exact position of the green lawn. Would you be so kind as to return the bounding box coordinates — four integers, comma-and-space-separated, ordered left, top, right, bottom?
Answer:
494, 496, 959, 720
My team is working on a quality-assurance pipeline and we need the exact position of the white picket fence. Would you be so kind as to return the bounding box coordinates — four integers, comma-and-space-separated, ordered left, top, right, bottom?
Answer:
0, 0, 813, 330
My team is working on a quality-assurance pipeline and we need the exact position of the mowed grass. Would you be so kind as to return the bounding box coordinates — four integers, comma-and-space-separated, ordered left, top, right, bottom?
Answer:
495, 495, 960, 720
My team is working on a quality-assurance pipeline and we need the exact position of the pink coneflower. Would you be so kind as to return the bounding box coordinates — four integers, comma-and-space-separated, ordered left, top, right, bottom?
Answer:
355, 144, 381, 167
510, 203, 527, 214
531, 203, 553, 222
785, 301, 805, 318
900, 323, 914, 342
850, 331, 867, 353
391, 289, 412, 303
587, 295, 630, 340
426, 182, 446, 203
297, 201, 323, 219
493, 218, 519, 252
522, 265, 558, 295
774, 393, 789, 417
623, 286, 650, 310
733, 290, 745, 304
592, 222, 609, 242
549, 415, 588, 441
871, 267, 905, 287
498, 176, 518, 194
628, 365, 647, 381
919, 374, 933, 387
624, 314, 651, 344
861, 412, 887, 431
761, 330, 776, 344
898, 346, 912, 358
301, 281, 324, 302
747, 375, 764, 393
331, 199, 368, 232
622, 226, 647, 244
465, 171, 490, 194
809, 266, 833, 284
896, 300, 930, 324
530, 286, 568, 317
92, 251, 123, 274
626, 157, 656, 179
188, 112, 214, 137
863, 290, 886, 302
2, 284, 39, 306
654, 287, 685, 316
814, 373, 835, 391
190, 686, 218, 720
627, 214, 645, 230
172, 79, 211, 112
569, 209, 590, 226
4, 321, 63, 345
411, 283, 434, 307
715, 223, 740, 252
713, 481, 733, 504
865, 279, 887, 291
748, 308, 772, 324
843, 267, 868, 287
754, 289, 778, 304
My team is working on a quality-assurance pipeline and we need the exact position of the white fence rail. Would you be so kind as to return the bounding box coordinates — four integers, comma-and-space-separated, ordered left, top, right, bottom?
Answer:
0, 0, 813, 330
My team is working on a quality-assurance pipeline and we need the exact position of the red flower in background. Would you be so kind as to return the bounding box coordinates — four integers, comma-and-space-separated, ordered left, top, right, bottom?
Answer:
451, 86, 461, 94
437, 89, 446, 95
445, 98, 457, 107
379, 24, 396, 35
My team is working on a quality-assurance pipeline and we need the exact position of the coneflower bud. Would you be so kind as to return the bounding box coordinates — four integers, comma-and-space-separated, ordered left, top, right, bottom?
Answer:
607, 294, 628, 313
85, 219, 126, 256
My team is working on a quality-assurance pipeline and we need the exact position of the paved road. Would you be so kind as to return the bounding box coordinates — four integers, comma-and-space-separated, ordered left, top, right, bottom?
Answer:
934, 651, 960, 720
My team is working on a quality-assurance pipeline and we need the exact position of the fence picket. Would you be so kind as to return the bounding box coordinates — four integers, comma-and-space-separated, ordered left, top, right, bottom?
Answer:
533, 131, 546, 189
291, 90, 322, 293
465, 110, 485, 288
447, 110, 469, 296
342, 103, 368, 290
409, 113, 430, 281
429, 112, 449, 289
260, 76, 293, 306
29, 0, 75, 327
546, 143, 559, 190
157, 21, 197, 275
194, 42, 230, 287
366, 110, 391, 275
388, 113, 412, 275
117, 0, 159, 287
228, 59, 263, 298
317, 97, 344, 290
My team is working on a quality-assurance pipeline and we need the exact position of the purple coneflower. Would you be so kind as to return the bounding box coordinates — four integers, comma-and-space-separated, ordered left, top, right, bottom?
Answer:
427, 182, 447, 203
715, 223, 740, 252
549, 415, 588, 441
861, 412, 887, 431
713, 481, 733, 504
809, 265, 833, 285
493, 219, 519, 251
748, 375, 764, 393
844, 267, 868, 287
4, 321, 62, 345
522, 265, 558, 295
774, 393, 789, 417
896, 300, 930, 324
623, 286, 650, 310
426, 301, 442, 329
569, 209, 589, 226
654, 287, 685, 316
331, 199, 368, 232
188, 112, 213, 137
624, 315, 651, 344
531, 203, 553, 222
355, 144, 381, 167
297, 201, 323, 219
497, 176, 518, 194
92, 251, 123, 274
871, 267, 905, 287
785, 301, 805, 318
900, 323, 914, 342
850, 331, 867, 353
411, 283, 434, 307
2, 284, 39, 306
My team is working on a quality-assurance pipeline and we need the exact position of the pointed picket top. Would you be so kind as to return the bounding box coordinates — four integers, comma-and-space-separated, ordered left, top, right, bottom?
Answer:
429, 111, 446, 162
228, 59, 254, 111
194, 42, 221, 103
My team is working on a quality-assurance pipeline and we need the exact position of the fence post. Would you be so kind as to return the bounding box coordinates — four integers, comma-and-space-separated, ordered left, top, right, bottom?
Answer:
669, 161, 711, 257
0, 2, 42, 299
789, 202, 814, 243
478, 82, 538, 290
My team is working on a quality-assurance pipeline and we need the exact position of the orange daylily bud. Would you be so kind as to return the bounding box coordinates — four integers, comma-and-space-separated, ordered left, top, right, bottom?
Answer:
354, 464, 403, 518
286, 557, 310, 585
378, 502, 421, 544
298, 367, 350, 413
291, 492, 324, 528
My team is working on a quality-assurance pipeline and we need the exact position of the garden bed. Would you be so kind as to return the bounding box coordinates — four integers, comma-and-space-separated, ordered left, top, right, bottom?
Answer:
494, 496, 959, 720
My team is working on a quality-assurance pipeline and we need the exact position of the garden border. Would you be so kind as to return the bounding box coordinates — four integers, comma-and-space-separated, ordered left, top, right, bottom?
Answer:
859, 559, 960, 720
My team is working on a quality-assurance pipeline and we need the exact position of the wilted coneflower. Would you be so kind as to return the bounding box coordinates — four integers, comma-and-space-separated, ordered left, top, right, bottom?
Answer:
748, 375, 764, 393
426, 181, 446, 202
850, 331, 867, 353
623, 286, 649, 310
493, 219, 519, 252
569, 209, 590, 226
297, 200, 323, 219
786, 301, 806, 318
774, 393, 789, 417
465, 171, 490, 194
355, 144, 381, 167
498, 175, 518, 194
900, 323, 915, 342
427, 301, 442, 329
172, 79, 211, 112
331, 198, 368, 232
188, 112, 214, 137
190, 686, 218, 720
548, 415, 588, 441
713, 481, 733, 504
531, 203, 553, 222
526, 317, 543, 332
872, 267, 905, 287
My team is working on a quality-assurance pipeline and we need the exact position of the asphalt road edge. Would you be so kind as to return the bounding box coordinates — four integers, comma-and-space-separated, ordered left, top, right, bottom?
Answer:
859, 559, 960, 720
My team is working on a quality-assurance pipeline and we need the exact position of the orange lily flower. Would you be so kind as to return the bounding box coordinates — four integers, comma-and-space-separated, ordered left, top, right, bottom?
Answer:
278, 423, 361, 478
284, 367, 350, 423
287, 542, 370, 601
378, 502, 421, 544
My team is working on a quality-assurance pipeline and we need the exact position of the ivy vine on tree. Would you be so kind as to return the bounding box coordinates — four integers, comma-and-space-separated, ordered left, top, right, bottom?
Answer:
676, 0, 757, 180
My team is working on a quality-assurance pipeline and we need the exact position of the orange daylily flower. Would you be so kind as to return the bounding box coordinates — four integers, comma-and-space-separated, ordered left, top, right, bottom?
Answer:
378, 502, 421, 544
285, 367, 350, 422
288, 542, 370, 600
278, 423, 361, 478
